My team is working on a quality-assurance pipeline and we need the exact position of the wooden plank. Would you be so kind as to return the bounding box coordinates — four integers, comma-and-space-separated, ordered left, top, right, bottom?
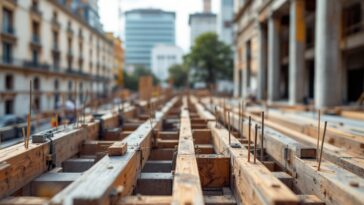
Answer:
50, 97, 178, 205
107, 142, 127, 156
207, 99, 364, 205
204, 195, 237, 205
135, 172, 173, 195
172, 97, 204, 205
192, 97, 299, 205
118, 195, 237, 205
155, 139, 178, 149
31, 173, 81, 197
138, 76, 153, 101
62, 158, 95, 172
266, 112, 364, 155
158, 131, 179, 140
196, 154, 230, 188
149, 148, 175, 160
192, 129, 212, 144
297, 195, 325, 205
118, 196, 172, 205
341, 110, 364, 121
0, 197, 48, 205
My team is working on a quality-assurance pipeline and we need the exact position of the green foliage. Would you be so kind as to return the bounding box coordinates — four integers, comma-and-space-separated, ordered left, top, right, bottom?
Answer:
168, 63, 189, 88
188, 32, 233, 85
123, 66, 159, 91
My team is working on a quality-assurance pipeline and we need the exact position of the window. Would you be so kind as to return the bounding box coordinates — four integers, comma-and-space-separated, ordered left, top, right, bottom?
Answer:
32, 49, 39, 65
33, 77, 40, 90
31, 0, 39, 9
32, 21, 40, 43
5, 75, 13, 90
52, 30, 59, 49
54, 79, 59, 90
68, 81, 73, 100
2, 8, 13, 34
34, 97, 41, 111
2, 42, 12, 63
344, 3, 362, 36
5, 100, 14, 114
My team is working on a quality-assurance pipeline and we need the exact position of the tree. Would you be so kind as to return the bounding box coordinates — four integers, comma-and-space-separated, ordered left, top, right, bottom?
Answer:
168, 63, 189, 88
188, 32, 233, 86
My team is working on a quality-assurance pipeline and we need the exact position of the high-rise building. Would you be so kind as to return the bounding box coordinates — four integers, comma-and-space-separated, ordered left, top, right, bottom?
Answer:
151, 44, 183, 82
218, 0, 234, 45
189, 0, 217, 47
125, 9, 176, 70
0, 0, 113, 116
69, 0, 103, 32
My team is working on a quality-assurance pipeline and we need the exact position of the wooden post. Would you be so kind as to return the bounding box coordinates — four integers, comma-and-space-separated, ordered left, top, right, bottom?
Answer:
254, 124, 258, 164
55, 112, 59, 128
317, 121, 328, 171
228, 111, 231, 145
26, 80, 32, 149
238, 102, 241, 139
316, 110, 321, 161
261, 111, 264, 161
248, 116, 251, 162
214, 106, 218, 127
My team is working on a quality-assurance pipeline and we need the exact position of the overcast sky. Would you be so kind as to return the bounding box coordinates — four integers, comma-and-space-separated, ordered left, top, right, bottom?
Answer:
99, 0, 219, 52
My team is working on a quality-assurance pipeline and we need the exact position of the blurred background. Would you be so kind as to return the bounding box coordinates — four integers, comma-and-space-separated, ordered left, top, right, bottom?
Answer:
0, 0, 363, 145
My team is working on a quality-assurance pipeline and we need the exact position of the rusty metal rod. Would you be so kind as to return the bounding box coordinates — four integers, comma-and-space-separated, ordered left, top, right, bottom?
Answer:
318, 121, 328, 171
254, 124, 258, 164
248, 116, 251, 162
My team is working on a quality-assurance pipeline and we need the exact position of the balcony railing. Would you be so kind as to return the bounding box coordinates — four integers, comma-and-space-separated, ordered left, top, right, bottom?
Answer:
345, 22, 363, 36
51, 18, 61, 29
23, 60, 49, 70
32, 35, 41, 44
1, 26, 16, 35
30, 5, 42, 17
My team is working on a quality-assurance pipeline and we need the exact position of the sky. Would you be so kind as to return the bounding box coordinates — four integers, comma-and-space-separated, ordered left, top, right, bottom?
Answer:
98, 0, 219, 52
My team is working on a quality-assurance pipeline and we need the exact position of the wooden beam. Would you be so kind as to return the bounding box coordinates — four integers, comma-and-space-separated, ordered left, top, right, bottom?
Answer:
191, 97, 299, 205
31, 173, 81, 197
205, 98, 364, 205
107, 142, 128, 156
192, 129, 212, 144
50, 97, 178, 205
265, 112, 364, 156
172, 97, 204, 205
118, 195, 237, 205
0, 197, 48, 205
196, 154, 230, 188
118, 196, 172, 205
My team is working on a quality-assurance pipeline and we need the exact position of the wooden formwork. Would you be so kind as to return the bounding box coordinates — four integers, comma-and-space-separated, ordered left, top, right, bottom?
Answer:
0, 94, 363, 205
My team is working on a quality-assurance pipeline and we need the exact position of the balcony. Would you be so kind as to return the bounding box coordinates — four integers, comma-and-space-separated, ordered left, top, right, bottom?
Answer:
23, 60, 49, 71
51, 18, 61, 30
67, 26, 74, 36
3, 0, 17, 9
52, 44, 61, 56
1, 27, 17, 43
67, 50, 73, 59
30, 5, 42, 21
30, 35, 42, 50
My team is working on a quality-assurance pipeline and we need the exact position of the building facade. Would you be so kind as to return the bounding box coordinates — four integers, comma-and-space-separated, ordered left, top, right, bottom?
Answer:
151, 44, 183, 82
0, 0, 113, 116
125, 9, 176, 69
106, 32, 124, 88
189, 0, 217, 47
234, 0, 364, 108
218, 0, 234, 45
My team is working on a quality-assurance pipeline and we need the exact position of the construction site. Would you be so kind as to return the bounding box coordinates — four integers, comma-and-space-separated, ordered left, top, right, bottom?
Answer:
1, 0, 364, 204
